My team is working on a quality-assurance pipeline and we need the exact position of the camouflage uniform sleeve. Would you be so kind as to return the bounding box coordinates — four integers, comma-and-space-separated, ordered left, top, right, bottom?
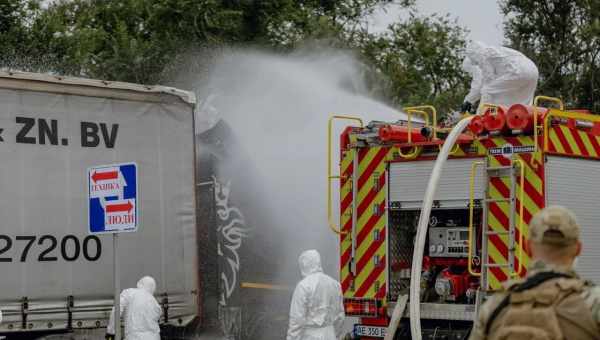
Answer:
582, 285, 600, 328
469, 293, 506, 340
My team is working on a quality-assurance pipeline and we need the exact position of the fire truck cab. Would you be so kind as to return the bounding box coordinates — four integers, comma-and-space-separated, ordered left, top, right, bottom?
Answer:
329, 97, 600, 339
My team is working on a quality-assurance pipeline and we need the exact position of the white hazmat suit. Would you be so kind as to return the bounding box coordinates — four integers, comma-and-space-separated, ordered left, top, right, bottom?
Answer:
287, 250, 345, 340
462, 41, 539, 111
107, 276, 162, 340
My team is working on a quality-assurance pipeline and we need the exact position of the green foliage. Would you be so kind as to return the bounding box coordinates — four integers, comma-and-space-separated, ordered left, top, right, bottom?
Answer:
359, 13, 469, 115
0, 0, 468, 115
501, 0, 600, 112
28, 0, 248, 82
22, 0, 386, 81
256, 1, 469, 114
0, 0, 38, 45
0, 0, 45, 70
260, 0, 386, 48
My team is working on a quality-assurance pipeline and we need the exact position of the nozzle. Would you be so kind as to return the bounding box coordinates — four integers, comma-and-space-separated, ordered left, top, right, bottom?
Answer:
420, 127, 433, 139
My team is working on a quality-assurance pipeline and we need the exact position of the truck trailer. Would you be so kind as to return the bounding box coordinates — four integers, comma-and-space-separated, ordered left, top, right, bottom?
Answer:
331, 98, 600, 339
0, 72, 198, 338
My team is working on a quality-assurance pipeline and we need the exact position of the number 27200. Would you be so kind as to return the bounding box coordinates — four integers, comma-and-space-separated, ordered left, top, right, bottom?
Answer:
0, 235, 101, 262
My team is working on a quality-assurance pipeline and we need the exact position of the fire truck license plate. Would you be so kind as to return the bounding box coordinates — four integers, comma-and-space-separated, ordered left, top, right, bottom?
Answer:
354, 325, 387, 338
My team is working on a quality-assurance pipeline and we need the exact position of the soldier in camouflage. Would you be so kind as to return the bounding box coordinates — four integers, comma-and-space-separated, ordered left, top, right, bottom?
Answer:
469, 205, 600, 340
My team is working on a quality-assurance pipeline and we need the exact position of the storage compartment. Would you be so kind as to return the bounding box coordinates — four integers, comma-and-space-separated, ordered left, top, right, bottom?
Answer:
546, 156, 600, 282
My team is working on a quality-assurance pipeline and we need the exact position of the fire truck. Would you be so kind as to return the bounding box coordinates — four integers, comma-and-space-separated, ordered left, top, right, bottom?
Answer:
328, 96, 600, 339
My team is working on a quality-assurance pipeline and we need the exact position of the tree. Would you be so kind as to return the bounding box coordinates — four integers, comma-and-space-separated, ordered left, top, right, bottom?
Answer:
0, 0, 47, 71
259, 0, 401, 48
256, 1, 469, 115
27, 0, 247, 83
0, 0, 468, 117
359, 13, 469, 115
500, 0, 600, 112
24, 0, 396, 82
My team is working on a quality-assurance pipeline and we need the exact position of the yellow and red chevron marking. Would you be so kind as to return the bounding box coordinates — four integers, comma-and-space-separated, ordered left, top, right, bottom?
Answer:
480, 136, 545, 290
339, 146, 392, 299
340, 148, 354, 297
547, 125, 600, 159
448, 143, 476, 157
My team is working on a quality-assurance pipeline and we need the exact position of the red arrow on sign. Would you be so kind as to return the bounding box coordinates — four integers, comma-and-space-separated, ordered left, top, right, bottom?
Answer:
92, 170, 118, 183
106, 201, 134, 213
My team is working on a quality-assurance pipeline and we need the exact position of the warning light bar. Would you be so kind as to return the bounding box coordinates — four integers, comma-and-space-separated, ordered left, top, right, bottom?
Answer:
344, 298, 379, 317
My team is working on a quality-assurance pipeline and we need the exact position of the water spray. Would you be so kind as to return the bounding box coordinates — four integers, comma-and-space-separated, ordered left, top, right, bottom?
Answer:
192, 49, 408, 338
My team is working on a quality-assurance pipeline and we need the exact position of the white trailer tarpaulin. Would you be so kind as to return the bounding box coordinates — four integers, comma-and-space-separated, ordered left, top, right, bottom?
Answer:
0, 72, 197, 332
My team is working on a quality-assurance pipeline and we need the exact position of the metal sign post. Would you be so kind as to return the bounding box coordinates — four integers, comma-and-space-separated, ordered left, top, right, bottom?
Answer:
88, 162, 138, 340
113, 234, 121, 340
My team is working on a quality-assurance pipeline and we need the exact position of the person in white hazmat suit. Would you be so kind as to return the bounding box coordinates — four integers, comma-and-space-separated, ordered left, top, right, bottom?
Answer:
461, 41, 539, 113
287, 250, 345, 340
106, 276, 162, 340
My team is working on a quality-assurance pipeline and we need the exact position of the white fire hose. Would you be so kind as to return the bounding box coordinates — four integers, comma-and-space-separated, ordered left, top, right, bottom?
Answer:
407, 115, 475, 340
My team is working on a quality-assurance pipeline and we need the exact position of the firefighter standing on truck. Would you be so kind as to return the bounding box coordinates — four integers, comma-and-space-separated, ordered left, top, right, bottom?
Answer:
469, 206, 600, 340
461, 40, 539, 114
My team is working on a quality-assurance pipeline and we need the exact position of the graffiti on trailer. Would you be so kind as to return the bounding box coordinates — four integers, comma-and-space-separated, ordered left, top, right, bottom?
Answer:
213, 176, 251, 306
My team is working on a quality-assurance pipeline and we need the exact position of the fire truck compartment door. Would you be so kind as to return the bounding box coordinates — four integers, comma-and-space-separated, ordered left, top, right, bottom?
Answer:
388, 159, 485, 209
546, 156, 600, 283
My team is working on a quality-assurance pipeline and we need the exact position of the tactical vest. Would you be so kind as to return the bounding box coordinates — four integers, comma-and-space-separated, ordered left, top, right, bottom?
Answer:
485, 272, 600, 340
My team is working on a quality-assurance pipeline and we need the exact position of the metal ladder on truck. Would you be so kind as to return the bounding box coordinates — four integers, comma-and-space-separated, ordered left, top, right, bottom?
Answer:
468, 157, 526, 294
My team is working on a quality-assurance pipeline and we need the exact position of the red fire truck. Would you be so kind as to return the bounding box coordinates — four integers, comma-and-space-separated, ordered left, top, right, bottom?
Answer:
328, 96, 600, 339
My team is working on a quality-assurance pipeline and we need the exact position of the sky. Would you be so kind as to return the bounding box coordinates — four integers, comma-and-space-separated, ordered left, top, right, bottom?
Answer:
370, 0, 505, 46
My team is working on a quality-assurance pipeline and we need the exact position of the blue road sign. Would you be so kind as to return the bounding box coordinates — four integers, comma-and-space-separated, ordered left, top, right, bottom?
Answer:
88, 162, 138, 234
